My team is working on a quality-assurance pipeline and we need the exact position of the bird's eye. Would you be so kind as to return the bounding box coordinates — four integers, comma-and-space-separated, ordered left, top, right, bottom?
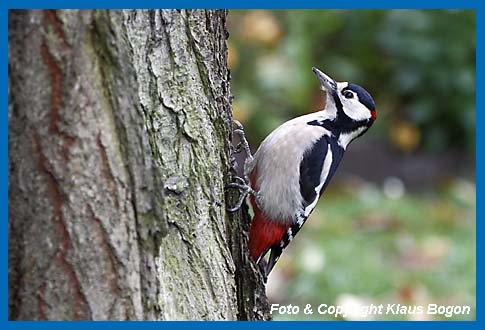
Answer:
343, 90, 354, 99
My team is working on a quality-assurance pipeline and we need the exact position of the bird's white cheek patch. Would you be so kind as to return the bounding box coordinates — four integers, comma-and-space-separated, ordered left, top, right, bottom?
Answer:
342, 99, 372, 122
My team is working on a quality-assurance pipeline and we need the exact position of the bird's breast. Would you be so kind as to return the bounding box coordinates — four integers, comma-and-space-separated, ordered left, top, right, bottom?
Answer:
249, 120, 330, 223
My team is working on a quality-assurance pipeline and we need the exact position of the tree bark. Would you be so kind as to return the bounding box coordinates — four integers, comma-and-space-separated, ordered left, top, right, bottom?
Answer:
8, 9, 269, 321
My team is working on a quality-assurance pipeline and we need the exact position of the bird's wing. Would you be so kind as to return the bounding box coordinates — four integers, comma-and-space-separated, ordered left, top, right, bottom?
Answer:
299, 135, 331, 214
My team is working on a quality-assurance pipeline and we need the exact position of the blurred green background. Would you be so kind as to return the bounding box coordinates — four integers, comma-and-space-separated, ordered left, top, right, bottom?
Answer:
227, 10, 476, 320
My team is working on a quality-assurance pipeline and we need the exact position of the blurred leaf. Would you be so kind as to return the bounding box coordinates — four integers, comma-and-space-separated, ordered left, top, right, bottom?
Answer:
389, 121, 421, 153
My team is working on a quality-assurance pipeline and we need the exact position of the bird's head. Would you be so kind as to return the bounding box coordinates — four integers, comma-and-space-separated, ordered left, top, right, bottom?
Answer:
312, 67, 377, 131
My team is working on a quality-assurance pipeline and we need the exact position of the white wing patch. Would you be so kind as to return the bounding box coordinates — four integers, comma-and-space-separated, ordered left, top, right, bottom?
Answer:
303, 143, 333, 217
282, 228, 294, 246
296, 214, 306, 226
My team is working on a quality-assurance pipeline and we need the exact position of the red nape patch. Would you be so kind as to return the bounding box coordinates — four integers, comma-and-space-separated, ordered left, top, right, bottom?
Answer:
248, 212, 288, 261
371, 110, 377, 122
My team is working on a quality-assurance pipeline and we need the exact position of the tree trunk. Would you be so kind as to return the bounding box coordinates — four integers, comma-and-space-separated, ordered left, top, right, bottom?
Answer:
8, 9, 269, 321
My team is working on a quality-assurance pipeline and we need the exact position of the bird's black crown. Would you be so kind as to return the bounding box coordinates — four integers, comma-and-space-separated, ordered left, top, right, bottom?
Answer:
344, 83, 376, 111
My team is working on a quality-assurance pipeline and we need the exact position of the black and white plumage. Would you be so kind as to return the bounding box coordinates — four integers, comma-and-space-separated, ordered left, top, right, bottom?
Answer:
245, 67, 377, 277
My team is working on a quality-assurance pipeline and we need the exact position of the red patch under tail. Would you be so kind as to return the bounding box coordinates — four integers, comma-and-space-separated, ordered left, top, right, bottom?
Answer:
248, 211, 288, 261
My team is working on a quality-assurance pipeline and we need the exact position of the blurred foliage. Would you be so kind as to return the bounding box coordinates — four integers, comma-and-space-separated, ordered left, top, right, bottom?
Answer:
228, 10, 475, 154
266, 178, 476, 320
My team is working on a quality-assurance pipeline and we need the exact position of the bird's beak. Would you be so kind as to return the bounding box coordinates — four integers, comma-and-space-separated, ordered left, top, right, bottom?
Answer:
312, 67, 337, 92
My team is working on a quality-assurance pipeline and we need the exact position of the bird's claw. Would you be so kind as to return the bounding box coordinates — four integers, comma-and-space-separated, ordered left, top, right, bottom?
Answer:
231, 120, 253, 163
227, 120, 258, 212
226, 177, 251, 212
226, 177, 263, 212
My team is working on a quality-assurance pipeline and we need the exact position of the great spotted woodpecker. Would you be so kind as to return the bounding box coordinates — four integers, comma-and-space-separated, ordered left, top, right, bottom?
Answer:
228, 67, 376, 277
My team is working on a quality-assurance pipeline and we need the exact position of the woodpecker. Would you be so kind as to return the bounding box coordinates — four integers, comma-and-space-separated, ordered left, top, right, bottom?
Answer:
228, 67, 377, 278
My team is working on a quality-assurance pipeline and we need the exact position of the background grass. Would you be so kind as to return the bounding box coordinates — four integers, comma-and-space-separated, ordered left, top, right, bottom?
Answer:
265, 179, 475, 320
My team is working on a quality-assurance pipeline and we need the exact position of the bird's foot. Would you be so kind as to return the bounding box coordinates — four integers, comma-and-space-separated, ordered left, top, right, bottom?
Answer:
227, 120, 260, 211
226, 176, 261, 212
232, 120, 253, 163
